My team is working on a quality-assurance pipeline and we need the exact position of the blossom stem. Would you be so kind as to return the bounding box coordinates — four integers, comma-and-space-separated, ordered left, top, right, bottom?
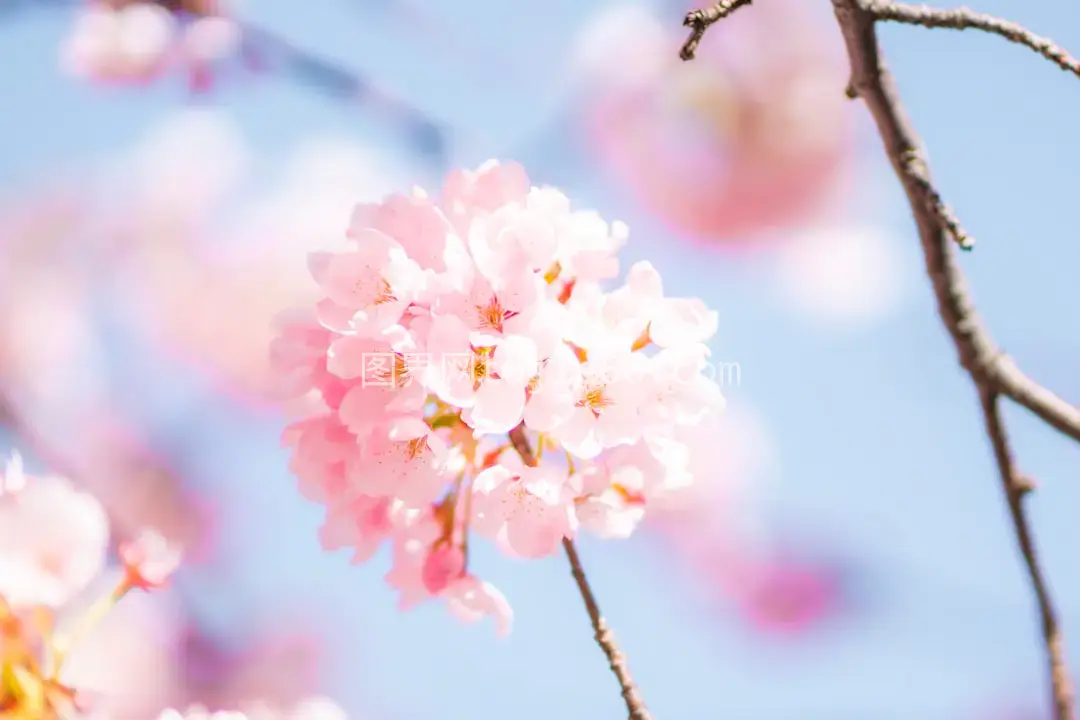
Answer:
507, 424, 653, 720
49, 580, 129, 680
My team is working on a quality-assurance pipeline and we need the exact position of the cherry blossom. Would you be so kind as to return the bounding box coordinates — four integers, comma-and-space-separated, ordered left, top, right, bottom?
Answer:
273, 159, 726, 634
0, 453, 175, 717
574, 0, 851, 245
0, 463, 109, 610
62, 1, 241, 90
114, 119, 416, 410
119, 529, 183, 591
0, 452, 351, 718
470, 462, 578, 559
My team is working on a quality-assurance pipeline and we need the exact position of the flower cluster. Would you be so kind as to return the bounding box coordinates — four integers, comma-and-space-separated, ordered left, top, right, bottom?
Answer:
0, 452, 177, 716
62, 1, 239, 88
0, 453, 346, 719
272, 160, 725, 635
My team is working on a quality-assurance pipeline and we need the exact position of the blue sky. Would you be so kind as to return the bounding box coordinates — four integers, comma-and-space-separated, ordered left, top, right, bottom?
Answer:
3, 1, 1080, 718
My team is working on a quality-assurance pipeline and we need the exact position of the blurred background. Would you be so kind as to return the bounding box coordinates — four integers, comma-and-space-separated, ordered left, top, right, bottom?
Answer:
1, 0, 1080, 718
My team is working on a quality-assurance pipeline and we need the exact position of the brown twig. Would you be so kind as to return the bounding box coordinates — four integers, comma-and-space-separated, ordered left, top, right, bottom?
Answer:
680, 0, 754, 61
832, 1, 1076, 716
979, 387, 1074, 720
507, 424, 653, 720
678, 1, 1079, 716
863, 2, 1080, 79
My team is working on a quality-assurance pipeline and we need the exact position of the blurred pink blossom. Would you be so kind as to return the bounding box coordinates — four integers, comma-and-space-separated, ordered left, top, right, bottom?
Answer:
645, 403, 847, 636
0, 453, 110, 610
724, 551, 847, 635
119, 529, 184, 591
61, 1, 241, 92
575, 0, 852, 245
111, 118, 416, 408
0, 187, 110, 420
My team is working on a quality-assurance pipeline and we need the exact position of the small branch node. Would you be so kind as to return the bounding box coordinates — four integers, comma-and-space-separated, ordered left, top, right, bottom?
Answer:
679, 0, 754, 61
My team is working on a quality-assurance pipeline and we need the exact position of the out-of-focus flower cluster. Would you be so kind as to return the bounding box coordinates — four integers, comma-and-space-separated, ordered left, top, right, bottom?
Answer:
273, 160, 726, 635
62, 0, 240, 89
576, 0, 850, 244
0, 452, 345, 719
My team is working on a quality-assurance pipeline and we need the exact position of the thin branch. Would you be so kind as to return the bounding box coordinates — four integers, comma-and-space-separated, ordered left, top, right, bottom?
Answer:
863, 1, 1080, 79
989, 355, 1080, 446
238, 23, 448, 165
29, 0, 448, 166
507, 424, 653, 720
979, 388, 1074, 720
829, 0, 1075, 716
680, 0, 754, 62
677, 4, 1080, 448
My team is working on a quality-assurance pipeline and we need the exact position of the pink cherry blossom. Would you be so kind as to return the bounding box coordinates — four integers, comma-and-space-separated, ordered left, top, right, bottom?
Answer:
441, 159, 530, 235
62, 2, 176, 85
350, 418, 451, 505
0, 453, 214, 719
330, 334, 428, 436
308, 231, 424, 334
61, 1, 241, 91
0, 459, 109, 609
383, 507, 449, 610
421, 542, 467, 594
443, 575, 513, 638
572, 462, 647, 541
432, 270, 542, 345
575, 0, 851, 245
470, 462, 578, 558
319, 494, 394, 564
349, 189, 466, 281
114, 127, 413, 410
540, 340, 650, 459
639, 344, 725, 438
606, 262, 718, 347
272, 160, 725, 634
118, 529, 183, 591
732, 556, 843, 635
424, 315, 539, 435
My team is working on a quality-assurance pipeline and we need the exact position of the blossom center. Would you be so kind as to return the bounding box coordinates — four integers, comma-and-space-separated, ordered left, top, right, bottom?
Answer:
576, 383, 613, 417
406, 437, 430, 461
476, 296, 517, 333
355, 272, 398, 307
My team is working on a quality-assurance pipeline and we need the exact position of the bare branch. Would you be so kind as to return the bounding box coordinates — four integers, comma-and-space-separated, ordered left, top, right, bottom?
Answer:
990, 356, 1080, 445
829, 0, 1076, 716
680, 0, 754, 62
979, 388, 1075, 720
897, 146, 974, 249
864, 2, 1080, 79
508, 425, 653, 720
